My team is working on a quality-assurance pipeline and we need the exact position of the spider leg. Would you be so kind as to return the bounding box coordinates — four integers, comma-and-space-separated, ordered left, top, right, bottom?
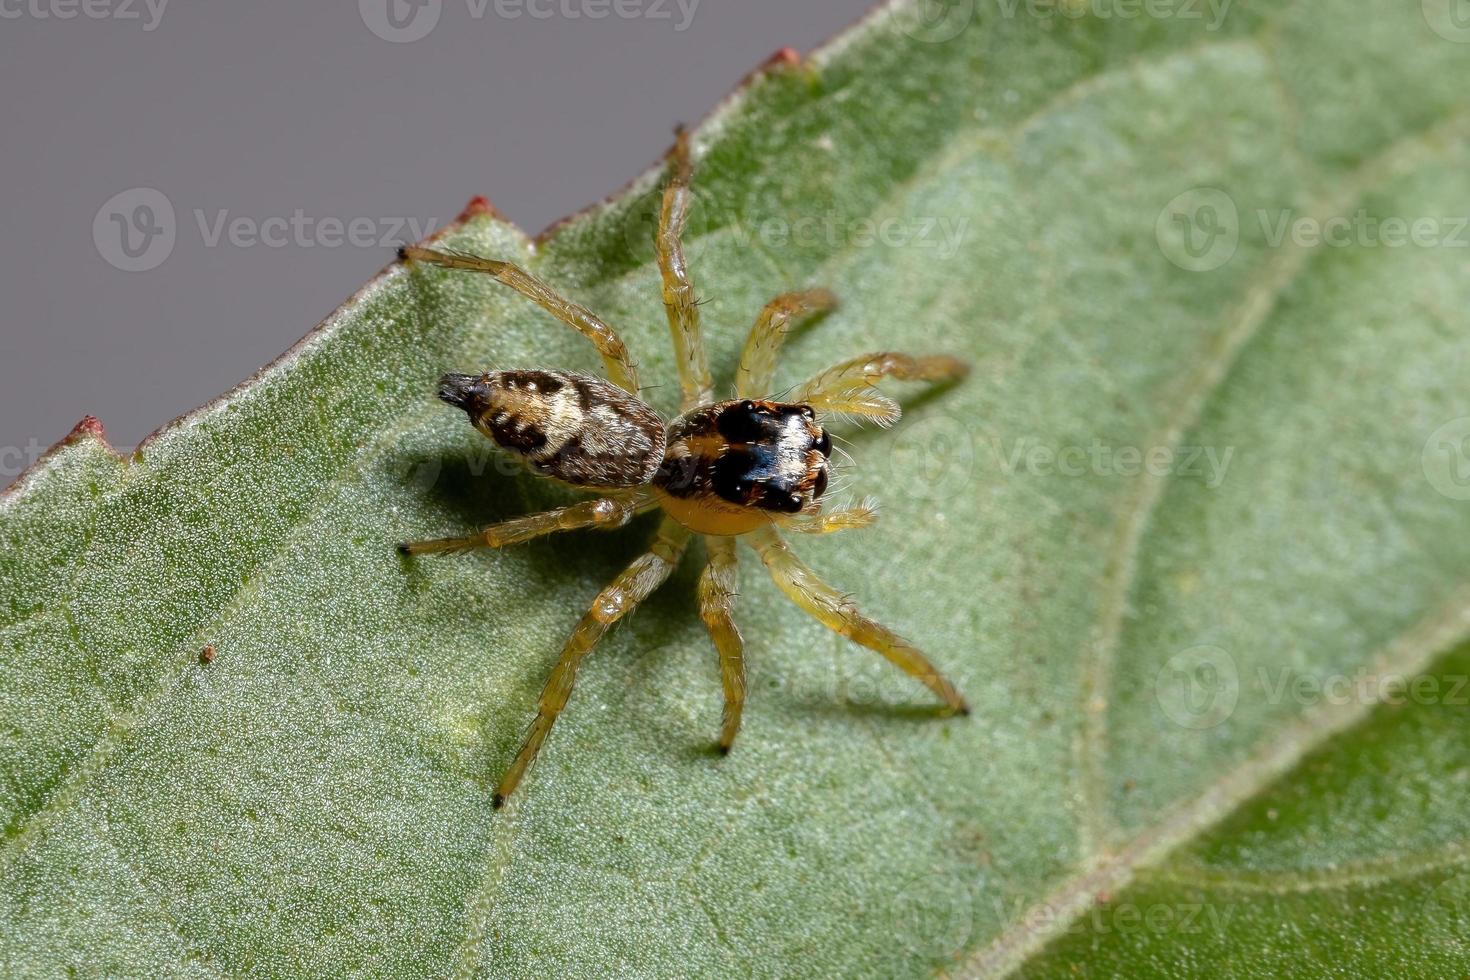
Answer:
400, 246, 641, 395
493, 516, 691, 806
780, 498, 879, 535
698, 535, 746, 753
791, 352, 969, 425
397, 492, 655, 556
654, 127, 714, 409
734, 288, 838, 398
746, 525, 968, 714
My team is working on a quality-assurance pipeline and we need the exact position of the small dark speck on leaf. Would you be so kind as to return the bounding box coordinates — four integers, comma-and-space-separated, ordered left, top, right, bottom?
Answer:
199, 645, 216, 665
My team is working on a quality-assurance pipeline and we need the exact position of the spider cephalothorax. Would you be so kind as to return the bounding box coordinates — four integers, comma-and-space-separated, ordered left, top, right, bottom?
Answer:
654, 398, 832, 535
398, 128, 969, 807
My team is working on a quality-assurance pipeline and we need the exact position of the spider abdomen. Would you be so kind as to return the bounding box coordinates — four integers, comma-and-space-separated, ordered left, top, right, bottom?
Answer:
439, 370, 666, 488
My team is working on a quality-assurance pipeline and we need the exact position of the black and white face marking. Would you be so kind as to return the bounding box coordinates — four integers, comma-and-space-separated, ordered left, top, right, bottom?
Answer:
655, 399, 831, 514
712, 401, 830, 512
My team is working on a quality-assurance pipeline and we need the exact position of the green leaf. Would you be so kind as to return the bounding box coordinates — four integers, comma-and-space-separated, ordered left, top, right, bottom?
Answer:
4, 0, 1470, 975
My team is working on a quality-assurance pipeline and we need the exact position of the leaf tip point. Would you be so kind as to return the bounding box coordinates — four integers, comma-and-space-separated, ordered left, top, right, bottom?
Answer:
762, 47, 803, 71
457, 195, 506, 225
70, 415, 108, 443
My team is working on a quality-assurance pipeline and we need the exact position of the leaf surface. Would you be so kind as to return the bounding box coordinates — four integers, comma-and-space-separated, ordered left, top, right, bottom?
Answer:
3, 1, 1470, 976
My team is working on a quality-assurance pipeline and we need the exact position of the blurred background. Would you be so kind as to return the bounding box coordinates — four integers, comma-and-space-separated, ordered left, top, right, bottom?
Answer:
0, 0, 875, 474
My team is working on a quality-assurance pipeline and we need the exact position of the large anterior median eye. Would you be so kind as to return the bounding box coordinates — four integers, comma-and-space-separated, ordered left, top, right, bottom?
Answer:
812, 466, 829, 500
759, 487, 805, 513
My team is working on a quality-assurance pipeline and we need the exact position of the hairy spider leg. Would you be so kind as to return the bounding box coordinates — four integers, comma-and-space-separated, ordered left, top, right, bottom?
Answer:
400, 246, 642, 395
780, 498, 879, 535
734, 288, 838, 398
791, 352, 970, 425
654, 127, 714, 409
493, 517, 691, 806
746, 525, 969, 714
397, 491, 656, 556
698, 535, 746, 753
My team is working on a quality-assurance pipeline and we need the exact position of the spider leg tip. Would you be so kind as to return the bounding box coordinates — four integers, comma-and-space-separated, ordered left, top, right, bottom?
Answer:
395, 542, 412, 556
716, 743, 731, 756
491, 793, 505, 809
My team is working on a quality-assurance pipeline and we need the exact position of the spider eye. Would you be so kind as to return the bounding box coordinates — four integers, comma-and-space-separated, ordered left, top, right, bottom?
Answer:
812, 467, 829, 500
814, 429, 831, 458
740, 400, 756, 412
798, 405, 815, 419
768, 491, 803, 513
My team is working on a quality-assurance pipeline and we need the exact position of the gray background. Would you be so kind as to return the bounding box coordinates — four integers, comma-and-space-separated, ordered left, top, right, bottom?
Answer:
0, 0, 875, 474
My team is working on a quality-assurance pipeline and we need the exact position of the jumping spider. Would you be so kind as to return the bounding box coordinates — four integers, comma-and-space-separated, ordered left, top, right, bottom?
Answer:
399, 129, 969, 807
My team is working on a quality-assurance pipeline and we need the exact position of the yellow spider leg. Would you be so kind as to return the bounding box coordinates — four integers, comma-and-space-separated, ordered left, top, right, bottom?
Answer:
494, 517, 691, 806
654, 127, 714, 408
698, 535, 746, 753
791, 352, 970, 424
734, 288, 838, 398
746, 526, 968, 714
400, 246, 642, 395
780, 498, 879, 535
397, 492, 654, 556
